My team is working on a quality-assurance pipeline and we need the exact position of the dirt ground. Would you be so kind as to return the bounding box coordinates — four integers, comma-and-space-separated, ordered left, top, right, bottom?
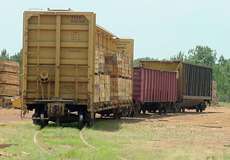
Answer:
142, 106, 230, 153
0, 106, 230, 130
0, 106, 230, 159
0, 108, 32, 123
1, 106, 230, 147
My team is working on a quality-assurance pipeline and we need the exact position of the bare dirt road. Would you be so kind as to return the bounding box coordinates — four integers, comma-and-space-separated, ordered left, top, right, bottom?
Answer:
0, 109, 31, 123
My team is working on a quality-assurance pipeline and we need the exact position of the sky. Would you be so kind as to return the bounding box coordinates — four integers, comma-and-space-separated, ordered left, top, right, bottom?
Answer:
0, 0, 229, 59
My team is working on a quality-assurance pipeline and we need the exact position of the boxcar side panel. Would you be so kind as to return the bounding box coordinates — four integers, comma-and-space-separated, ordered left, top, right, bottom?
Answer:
133, 68, 177, 103
139, 61, 212, 102
182, 63, 212, 100
133, 68, 142, 103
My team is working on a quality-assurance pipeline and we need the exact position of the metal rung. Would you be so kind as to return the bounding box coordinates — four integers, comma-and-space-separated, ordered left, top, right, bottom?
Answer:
32, 118, 49, 120
47, 8, 72, 11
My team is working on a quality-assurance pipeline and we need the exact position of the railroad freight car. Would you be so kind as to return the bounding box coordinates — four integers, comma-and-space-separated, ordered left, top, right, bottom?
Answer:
133, 67, 177, 114
140, 61, 212, 112
22, 9, 134, 127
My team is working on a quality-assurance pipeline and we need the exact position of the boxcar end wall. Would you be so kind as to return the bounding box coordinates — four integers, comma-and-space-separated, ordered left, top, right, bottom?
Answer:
23, 11, 134, 115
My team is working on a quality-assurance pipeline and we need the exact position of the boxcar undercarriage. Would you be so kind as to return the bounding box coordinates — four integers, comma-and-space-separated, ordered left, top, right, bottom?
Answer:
26, 99, 137, 128
139, 100, 209, 115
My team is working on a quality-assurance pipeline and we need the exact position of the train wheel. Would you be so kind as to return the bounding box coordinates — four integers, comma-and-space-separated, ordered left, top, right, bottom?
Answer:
32, 114, 48, 127
124, 107, 130, 117
172, 107, 177, 113
32, 114, 39, 125
173, 103, 181, 113
129, 109, 135, 117
132, 104, 140, 117
136, 104, 142, 114
85, 112, 94, 128
40, 120, 48, 128
181, 108, 185, 113
159, 108, 163, 115
33, 119, 48, 127
115, 113, 122, 119
56, 118, 61, 126
32, 118, 41, 126
78, 113, 85, 129
163, 107, 167, 115
114, 109, 122, 119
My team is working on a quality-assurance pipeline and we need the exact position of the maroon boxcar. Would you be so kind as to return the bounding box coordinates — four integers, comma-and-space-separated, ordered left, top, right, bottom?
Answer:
133, 67, 177, 114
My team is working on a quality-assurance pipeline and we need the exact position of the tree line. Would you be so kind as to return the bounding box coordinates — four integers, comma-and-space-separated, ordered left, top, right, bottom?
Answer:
0, 49, 21, 63
1, 46, 229, 102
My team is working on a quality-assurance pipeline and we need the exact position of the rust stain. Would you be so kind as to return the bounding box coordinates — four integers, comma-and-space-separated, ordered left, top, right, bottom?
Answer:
0, 144, 13, 149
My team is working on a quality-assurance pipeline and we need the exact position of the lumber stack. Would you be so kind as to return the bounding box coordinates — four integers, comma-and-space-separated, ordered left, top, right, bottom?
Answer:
94, 75, 110, 103
0, 61, 19, 97
95, 48, 105, 74
110, 78, 132, 102
105, 52, 132, 102
104, 53, 131, 78
212, 80, 218, 105
94, 31, 133, 104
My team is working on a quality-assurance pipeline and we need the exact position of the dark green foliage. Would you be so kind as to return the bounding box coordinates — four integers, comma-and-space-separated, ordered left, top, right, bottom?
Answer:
133, 57, 158, 67
213, 58, 230, 102
187, 46, 217, 67
170, 51, 187, 61
171, 46, 217, 67
0, 49, 22, 63
10, 50, 22, 63
0, 49, 22, 75
0, 49, 10, 60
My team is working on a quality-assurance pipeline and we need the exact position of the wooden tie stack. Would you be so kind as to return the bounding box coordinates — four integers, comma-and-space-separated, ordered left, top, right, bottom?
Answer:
104, 52, 132, 102
94, 28, 133, 104
212, 81, 218, 105
0, 61, 19, 107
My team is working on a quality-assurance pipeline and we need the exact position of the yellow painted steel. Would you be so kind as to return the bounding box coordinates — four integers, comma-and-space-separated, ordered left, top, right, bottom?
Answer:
22, 10, 134, 113
11, 97, 23, 109
140, 60, 181, 72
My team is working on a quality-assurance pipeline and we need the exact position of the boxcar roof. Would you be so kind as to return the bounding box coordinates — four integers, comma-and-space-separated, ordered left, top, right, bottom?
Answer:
24, 10, 119, 39
140, 60, 212, 69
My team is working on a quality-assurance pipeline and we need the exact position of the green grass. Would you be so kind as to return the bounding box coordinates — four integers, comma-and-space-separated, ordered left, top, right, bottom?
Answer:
0, 119, 226, 160
218, 102, 230, 108
2, 103, 230, 160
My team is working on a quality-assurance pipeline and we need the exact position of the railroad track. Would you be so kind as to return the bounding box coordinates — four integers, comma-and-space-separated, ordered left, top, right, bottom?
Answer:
79, 127, 96, 150
33, 131, 52, 155
79, 127, 128, 160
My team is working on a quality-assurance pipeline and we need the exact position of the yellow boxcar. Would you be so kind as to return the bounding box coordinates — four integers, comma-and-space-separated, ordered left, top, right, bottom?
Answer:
22, 9, 134, 127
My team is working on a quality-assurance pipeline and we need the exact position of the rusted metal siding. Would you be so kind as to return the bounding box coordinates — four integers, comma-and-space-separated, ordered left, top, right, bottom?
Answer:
182, 63, 212, 100
139, 60, 212, 101
133, 68, 177, 103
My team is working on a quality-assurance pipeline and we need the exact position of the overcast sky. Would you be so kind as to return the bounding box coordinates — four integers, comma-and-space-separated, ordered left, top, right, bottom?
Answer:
0, 0, 229, 59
